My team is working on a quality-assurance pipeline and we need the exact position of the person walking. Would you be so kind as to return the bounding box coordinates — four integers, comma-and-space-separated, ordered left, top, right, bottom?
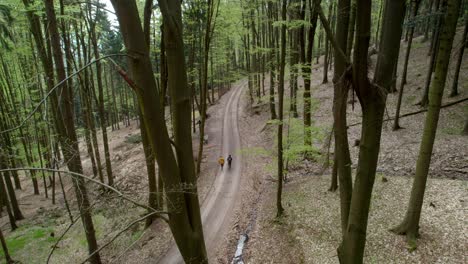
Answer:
218, 156, 225, 170
227, 155, 233, 169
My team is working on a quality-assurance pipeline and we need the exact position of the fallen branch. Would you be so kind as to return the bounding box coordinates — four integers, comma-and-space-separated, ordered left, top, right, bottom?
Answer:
347, 97, 468, 128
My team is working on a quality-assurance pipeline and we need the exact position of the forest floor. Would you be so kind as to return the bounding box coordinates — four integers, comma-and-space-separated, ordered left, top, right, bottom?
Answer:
242, 30, 468, 263
1, 28, 467, 264
0, 81, 237, 263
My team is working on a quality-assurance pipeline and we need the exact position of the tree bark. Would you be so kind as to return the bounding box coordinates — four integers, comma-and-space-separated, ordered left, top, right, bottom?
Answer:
393, 0, 422, 130
44, 0, 102, 262
276, 0, 287, 218
267, 1, 277, 120
303, 0, 321, 146
332, 0, 353, 236
0, 227, 14, 263
391, 0, 461, 245
111, 1, 208, 262
449, 12, 467, 97
338, 0, 406, 262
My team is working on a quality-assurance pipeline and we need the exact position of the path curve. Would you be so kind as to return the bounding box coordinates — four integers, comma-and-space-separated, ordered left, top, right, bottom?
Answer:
158, 81, 245, 263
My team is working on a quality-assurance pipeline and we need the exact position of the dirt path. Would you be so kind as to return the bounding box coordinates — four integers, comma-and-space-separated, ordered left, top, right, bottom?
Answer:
158, 81, 246, 263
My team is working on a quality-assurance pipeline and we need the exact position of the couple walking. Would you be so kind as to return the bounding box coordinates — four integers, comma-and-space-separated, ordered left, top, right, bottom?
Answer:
218, 155, 233, 170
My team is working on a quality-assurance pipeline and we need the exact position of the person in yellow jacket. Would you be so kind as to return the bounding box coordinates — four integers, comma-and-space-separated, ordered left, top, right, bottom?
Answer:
218, 156, 225, 170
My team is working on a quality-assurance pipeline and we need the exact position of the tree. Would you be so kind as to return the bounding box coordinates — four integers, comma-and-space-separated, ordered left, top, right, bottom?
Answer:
392, 0, 461, 246
85, 1, 114, 186
44, 0, 102, 263
267, 0, 277, 120
110, 0, 208, 262
331, 0, 352, 234
449, 10, 467, 97
276, 0, 287, 218
303, 0, 321, 146
394, 0, 422, 130
197, 0, 219, 175
336, 0, 406, 262
0, 227, 14, 264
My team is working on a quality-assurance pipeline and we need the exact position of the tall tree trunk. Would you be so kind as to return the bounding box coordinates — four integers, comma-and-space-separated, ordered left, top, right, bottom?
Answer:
142, 0, 159, 227
323, 2, 333, 84
197, 0, 217, 174
276, 0, 287, 218
332, 0, 353, 236
393, 0, 422, 130
0, 174, 17, 230
449, 12, 467, 97
391, 0, 460, 246
338, 0, 406, 262
267, 1, 277, 120
303, 0, 321, 146
44, 1, 102, 263
87, 6, 114, 186
347, 0, 356, 58
463, 119, 468, 135
0, 227, 14, 264
111, 1, 208, 262
422, 0, 434, 42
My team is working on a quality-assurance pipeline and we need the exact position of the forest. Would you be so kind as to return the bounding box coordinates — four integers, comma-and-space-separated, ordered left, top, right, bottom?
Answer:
0, 0, 466, 263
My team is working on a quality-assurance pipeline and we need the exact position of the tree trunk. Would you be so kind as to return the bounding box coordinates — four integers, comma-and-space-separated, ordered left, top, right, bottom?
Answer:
463, 119, 468, 135
197, 0, 217, 174
0, 174, 17, 230
87, 8, 114, 186
44, 1, 102, 262
0, 227, 14, 263
391, 0, 460, 246
267, 1, 277, 120
422, 0, 434, 42
338, 0, 406, 262
142, 0, 159, 227
303, 0, 321, 146
332, 0, 353, 236
111, 1, 208, 262
449, 12, 467, 97
394, 0, 422, 130
323, 2, 333, 84
276, 0, 287, 218
347, 0, 356, 58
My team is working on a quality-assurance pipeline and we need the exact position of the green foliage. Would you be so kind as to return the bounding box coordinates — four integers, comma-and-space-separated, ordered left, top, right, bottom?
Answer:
283, 117, 323, 167
125, 134, 143, 144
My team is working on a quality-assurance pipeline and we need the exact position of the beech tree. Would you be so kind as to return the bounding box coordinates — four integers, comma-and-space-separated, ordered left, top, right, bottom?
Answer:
110, 0, 208, 262
276, 0, 287, 218
314, 0, 406, 261
44, 0, 102, 262
449, 10, 467, 97
392, 0, 461, 246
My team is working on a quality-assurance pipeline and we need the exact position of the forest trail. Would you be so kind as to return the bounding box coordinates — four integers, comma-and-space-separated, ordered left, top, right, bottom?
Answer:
158, 80, 245, 263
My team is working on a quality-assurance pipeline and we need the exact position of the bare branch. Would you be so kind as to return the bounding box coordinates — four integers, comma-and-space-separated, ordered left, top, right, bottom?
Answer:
80, 211, 167, 263
0, 167, 168, 215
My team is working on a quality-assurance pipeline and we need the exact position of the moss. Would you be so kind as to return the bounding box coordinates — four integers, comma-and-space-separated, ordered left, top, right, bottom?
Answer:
0, 225, 57, 260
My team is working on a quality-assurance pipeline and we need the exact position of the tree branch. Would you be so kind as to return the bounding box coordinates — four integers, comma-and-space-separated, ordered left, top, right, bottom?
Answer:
0, 168, 169, 215
80, 211, 167, 264
347, 97, 468, 128
314, 0, 350, 66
